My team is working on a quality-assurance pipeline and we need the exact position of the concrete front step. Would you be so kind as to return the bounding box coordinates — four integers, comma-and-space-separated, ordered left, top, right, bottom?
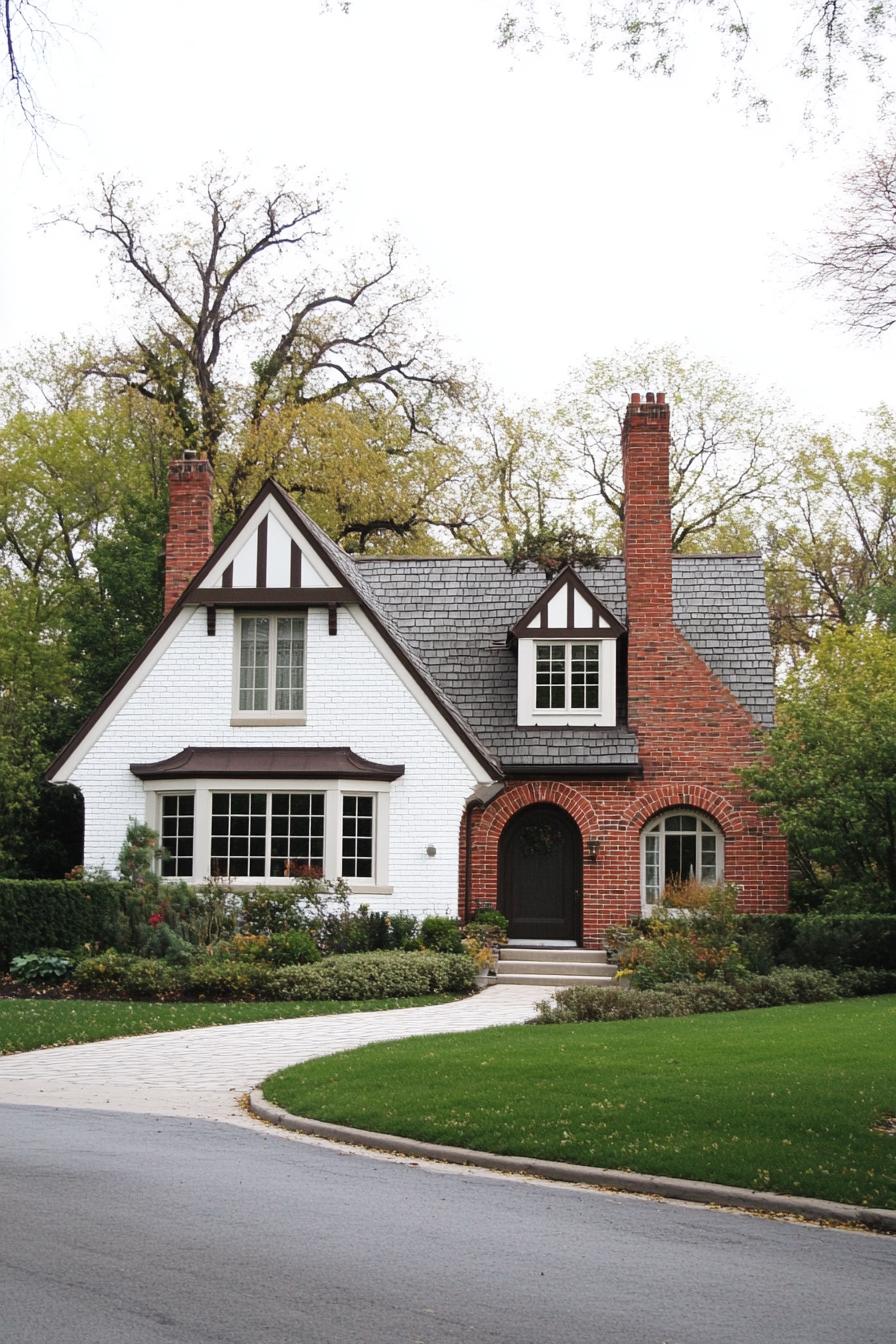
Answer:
500, 947, 610, 965
496, 959, 610, 977
494, 971, 616, 988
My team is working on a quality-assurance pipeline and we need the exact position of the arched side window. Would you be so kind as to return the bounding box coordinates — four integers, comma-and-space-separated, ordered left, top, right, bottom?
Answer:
641, 811, 724, 907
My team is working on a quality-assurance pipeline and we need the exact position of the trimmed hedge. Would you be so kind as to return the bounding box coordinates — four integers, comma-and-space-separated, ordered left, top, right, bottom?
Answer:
736, 913, 896, 973
533, 965, 896, 1024
0, 879, 126, 968
272, 951, 475, 1000
63, 949, 475, 1001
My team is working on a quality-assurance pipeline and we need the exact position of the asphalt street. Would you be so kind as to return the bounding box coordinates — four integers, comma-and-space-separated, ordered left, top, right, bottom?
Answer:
2, 1105, 894, 1344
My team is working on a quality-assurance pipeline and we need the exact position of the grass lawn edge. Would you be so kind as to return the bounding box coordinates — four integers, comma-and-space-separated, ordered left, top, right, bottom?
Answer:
247, 1085, 896, 1233
257, 998, 896, 1215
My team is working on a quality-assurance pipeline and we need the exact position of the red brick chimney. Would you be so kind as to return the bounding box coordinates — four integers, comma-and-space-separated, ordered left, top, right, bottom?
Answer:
621, 391, 673, 638
164, 451, 214, 615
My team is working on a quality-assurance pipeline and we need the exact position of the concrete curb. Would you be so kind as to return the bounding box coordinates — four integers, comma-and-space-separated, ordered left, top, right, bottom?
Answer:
248, 1089, 896, 1233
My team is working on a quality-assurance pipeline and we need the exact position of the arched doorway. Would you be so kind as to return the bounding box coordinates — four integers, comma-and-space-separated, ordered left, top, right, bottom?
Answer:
498, 804, 582, 942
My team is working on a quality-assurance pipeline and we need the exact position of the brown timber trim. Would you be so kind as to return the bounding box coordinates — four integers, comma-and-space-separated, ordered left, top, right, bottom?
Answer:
47, 478, 503, 784
328, 604, 338, 636
510, 565, 625, 640
290, 541, 302, 586
221, 562, 233, 589
256, 516, 268, 588
206, 606, 216, 636
192, 587, 353, 608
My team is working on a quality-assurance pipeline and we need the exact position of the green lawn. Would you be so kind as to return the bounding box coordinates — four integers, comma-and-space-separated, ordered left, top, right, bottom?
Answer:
263, 996, 896, 1209
0, 995, 458, 1055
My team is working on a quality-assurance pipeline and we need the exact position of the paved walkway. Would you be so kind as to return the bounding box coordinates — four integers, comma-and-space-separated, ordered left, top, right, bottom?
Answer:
0, 987, 545, 1123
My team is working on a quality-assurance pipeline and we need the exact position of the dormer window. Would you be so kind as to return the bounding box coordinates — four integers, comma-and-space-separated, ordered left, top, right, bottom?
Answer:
512, 567, 624, 728
535, 642, 600, 711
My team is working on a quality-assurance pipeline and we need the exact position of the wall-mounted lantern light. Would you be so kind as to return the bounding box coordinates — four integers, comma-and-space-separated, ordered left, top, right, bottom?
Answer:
587, 837, 600, 863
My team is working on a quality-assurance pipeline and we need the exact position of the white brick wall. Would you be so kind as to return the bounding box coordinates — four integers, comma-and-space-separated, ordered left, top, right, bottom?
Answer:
69, 606, 481, 918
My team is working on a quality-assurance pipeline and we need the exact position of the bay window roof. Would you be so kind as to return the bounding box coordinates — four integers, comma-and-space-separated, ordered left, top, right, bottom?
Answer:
130, 746, 405, 781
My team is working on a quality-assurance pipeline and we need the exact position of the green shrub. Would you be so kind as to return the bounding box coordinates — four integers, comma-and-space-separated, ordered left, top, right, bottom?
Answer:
0, 878, 126, 968
735, 913, 896, 973
387, 913, 421, 950
264, 930, 321, 966
420, 916, 464, 955
835, 966, 896, 996
271, 950, 475, 1001
9, 949, 76, 983
240, 876, 351, 935
183, 959, 277, 1000
467, 908, 509, 935
618, 884, 749, 989
533, 965, 844, 1024
72, 951, 180, 999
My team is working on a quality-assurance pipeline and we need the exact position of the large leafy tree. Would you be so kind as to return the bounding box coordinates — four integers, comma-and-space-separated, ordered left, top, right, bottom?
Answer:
746, 626, 896, 911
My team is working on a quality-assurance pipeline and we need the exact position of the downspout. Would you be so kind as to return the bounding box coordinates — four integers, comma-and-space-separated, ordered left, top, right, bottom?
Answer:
463, 782, 506, 923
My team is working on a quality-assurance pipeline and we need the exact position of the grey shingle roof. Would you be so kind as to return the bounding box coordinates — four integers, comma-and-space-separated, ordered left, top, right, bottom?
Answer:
353, 554, 775, 769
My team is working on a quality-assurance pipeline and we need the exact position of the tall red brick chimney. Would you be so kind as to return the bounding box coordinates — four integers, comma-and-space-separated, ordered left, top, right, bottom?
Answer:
621, 391, 673, 639
164, 450, 214, 615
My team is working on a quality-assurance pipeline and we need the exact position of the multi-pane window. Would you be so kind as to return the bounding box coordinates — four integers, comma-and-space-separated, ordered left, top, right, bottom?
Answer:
270, 793, 325, 878
535, 642, 600, 711
570, 644, 600, 709
342, 795, 374, 878
535, 644, 566, 709
238, 615, 305, 714
210, 791, 326, 879
642, 811, 722, 905
211, 792, 267, 878
160, 794, 194, 877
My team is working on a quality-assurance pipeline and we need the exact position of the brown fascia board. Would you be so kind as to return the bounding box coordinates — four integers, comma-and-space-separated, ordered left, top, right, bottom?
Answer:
46, 479, 501, 784
192, 587, 354, 607
509, 564, 626, 641
500, 762, 644, 779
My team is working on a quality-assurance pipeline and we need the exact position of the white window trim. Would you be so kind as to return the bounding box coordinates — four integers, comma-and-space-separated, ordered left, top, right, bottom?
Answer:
145, 776, 392, 893
640, 810, 725, 914
231, 612, 308, 725
517, 637, 617, 727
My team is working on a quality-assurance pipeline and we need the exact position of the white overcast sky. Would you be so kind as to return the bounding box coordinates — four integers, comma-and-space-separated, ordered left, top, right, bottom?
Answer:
1, 0, 894, 431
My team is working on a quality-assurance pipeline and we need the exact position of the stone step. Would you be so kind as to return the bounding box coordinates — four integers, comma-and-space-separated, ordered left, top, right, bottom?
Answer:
493, 971, 617, 988
500, 947, 610, 965
496, 958, 612, 978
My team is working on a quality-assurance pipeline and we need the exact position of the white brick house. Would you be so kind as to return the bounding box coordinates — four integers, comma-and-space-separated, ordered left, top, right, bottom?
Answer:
46, 461, 494, 920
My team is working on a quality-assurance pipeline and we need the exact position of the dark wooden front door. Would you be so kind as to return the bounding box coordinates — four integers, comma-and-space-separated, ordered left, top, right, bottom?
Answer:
499, 805, 581, 942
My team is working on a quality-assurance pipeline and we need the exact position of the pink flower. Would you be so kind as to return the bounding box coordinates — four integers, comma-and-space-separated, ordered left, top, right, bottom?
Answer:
148, 913, 163, 927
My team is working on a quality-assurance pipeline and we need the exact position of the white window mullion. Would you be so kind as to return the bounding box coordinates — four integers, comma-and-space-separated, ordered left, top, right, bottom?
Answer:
324, 787, 339, 881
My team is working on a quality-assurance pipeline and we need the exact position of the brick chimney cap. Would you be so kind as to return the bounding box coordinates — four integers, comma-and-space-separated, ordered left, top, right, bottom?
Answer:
628, 391, 667, 407
630, 392, 641, 405
182, 448, 198, 460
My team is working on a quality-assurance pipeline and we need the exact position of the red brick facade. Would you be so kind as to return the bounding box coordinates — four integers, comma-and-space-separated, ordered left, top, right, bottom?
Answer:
460, 392, 789, 945
164, 453, 214, 615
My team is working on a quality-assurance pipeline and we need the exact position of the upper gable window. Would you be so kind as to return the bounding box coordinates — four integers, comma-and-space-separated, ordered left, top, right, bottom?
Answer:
233, 614, 306, 723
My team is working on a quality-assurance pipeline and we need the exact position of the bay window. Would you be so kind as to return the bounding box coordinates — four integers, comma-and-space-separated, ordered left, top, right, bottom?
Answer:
150, 780, 389, 890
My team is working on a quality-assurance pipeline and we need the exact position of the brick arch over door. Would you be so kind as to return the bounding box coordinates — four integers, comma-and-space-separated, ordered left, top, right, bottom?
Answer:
465, 782, 598, 945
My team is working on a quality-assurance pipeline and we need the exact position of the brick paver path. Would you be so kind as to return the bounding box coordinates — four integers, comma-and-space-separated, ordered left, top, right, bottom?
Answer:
0, 986, 545, 1123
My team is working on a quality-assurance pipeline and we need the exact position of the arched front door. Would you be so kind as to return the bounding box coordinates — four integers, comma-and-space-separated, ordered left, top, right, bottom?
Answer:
498, 804, 582, 942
